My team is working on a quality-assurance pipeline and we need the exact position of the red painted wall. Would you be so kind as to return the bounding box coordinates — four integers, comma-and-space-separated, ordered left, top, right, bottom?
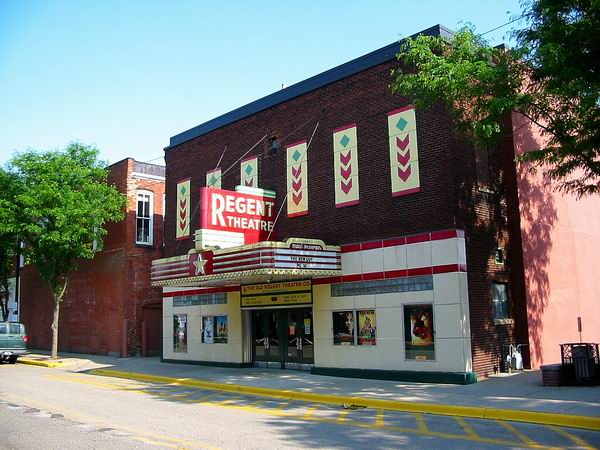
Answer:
512, 113, 600, 367
20, 158, 165, 356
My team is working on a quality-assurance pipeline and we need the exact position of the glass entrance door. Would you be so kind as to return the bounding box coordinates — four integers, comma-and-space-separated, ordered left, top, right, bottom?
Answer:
252, 310, 281, 368
252, 308, 313, 370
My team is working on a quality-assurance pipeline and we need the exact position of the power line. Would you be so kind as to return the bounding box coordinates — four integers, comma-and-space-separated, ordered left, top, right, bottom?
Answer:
479, 16, 524, 37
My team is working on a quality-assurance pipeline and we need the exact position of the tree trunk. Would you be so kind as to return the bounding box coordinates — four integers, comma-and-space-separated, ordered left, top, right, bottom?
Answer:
50, 278, 67, 359
51, 294, 60, 359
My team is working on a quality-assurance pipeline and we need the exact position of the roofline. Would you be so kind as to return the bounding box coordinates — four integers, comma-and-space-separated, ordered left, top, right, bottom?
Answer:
165, 24, 453, 151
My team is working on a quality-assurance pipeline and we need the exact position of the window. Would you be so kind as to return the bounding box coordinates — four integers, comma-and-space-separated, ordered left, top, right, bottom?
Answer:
475, 147, 491, 190
404, 304, 435, 360
269, 136, 279, 156
201, 315, 229, 344
492, 283, 510, 320
173, 314, 187, 352
333, 310, 377, 346
136, 190, 153, 245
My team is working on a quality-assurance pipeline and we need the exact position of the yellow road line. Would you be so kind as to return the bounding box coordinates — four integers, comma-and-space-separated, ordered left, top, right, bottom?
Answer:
302, 406, 317, 420
455, 416, 480, 440
375, 409, 384, 427
415, 413, 428, 433
47, 371, 586, 450
497, 420, 537, 446
547, 425, 596, 450
337, 410, 350, 423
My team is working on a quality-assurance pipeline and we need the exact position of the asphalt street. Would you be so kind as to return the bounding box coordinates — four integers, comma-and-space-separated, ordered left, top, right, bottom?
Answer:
1, 363, 599, 449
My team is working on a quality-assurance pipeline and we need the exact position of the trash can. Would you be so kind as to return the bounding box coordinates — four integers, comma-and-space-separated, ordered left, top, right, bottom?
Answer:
560, 343, 599, 385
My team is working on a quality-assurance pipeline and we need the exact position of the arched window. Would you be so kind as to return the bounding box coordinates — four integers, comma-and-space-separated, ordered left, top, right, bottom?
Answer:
136, 190, 154, 245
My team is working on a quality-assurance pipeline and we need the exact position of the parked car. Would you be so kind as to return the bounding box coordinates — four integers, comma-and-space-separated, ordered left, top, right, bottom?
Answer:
0, 322, 28, 363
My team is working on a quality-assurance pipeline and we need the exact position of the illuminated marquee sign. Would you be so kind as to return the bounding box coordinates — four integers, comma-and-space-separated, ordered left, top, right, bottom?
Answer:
241, 280, 312, 308
200, 187, 276, 244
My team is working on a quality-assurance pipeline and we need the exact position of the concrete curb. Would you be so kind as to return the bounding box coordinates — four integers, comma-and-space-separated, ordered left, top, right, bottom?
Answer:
18, 357, 67, 368
90, 368, 600, 431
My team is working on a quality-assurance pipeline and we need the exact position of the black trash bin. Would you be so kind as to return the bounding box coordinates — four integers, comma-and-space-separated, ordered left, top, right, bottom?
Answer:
560, 343, 599, 385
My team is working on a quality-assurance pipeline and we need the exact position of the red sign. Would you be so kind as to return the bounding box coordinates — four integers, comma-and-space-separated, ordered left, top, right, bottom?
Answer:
200, 187, 276, 244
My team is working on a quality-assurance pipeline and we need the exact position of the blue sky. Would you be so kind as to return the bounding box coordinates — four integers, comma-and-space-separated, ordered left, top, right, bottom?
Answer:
0, 1, 524, 166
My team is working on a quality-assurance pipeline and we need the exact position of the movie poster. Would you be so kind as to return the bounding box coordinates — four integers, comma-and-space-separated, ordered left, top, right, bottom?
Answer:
333, 311, 355, 345
202, 316, 214, 344
403, 304, 435, 360
214, 316, 228, 343
357, 310, 376, 346
173, 314, 187, 352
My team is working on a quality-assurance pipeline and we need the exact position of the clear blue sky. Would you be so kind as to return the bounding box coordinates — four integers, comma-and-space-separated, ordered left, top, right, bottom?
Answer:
0, 1, 524, 166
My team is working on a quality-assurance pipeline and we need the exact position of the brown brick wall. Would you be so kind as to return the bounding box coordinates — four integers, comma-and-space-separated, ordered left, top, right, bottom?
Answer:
20, 158, 165, 356
162, 59, 518, 376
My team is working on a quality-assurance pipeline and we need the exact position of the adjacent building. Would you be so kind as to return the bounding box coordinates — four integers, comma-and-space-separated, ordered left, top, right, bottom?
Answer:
21, 158, 166, 357
153, 24, 598, 381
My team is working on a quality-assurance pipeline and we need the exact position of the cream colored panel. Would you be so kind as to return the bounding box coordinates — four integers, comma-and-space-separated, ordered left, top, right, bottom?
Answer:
375, 338, 404, 370
433, 273, 462, 305
375, 292, 403, 308
374, 307, 402, 339
388, 107, 420, 196
434, 304, 465, 339
331, 296, 355, 310
332, 346, 358, 368
383, 245, 407, 272
435, 338, 469, 372
287, 142, 308, 217
431, 238, 460, 266
240, 156, 258, 188
333, 125, 360, 207
314, 338, 334, 366
403, 290, 434, 304
341, 251, 362, 275
206, 168, 222, 188
313, 309, 333, 339
356, 347, 379, 369
406, 241, 432, 269
176, 179, 191, 239
354, 294, 375, 309
361, 248, 384, 273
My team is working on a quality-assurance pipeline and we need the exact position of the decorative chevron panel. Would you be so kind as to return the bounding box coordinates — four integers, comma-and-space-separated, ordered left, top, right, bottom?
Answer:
388, 106, 420, 196
333, 124, 360, 207
206, 168, 222, 189
286, 141, 308, 217
176, 179, 191, 239
240, 156, 258, 188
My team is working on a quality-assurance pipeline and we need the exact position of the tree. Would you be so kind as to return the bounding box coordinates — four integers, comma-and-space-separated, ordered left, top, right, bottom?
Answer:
0, 169, 21, 322
391, 0, 600, 197
7, 143, 126, 358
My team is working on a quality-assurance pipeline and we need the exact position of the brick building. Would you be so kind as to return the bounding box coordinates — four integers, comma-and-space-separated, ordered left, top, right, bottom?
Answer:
21, 158, 165, 357
151, 25, 600, 382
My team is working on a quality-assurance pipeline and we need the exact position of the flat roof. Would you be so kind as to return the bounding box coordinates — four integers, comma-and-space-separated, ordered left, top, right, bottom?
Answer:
166, 24, 453, 151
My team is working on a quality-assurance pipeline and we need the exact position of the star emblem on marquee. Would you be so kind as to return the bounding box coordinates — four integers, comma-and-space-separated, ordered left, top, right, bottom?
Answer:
194, 254, 207, 275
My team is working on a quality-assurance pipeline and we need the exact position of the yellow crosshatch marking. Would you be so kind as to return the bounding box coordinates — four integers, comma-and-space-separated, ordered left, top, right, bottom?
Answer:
45, 372, 599, 450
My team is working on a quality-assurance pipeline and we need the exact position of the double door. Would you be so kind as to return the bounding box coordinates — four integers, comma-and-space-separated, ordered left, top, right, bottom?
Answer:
252, 308, 314, 370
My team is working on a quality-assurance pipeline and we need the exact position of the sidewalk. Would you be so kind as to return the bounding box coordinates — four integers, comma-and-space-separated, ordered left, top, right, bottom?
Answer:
20, 352, 600, 430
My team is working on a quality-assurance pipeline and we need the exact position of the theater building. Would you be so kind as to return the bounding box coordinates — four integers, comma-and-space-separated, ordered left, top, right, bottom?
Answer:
152, 25, 600, 383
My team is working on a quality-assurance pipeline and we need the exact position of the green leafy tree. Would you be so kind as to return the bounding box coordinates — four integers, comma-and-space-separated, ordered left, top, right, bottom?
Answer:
0, 169, 22, 322
7, 143, 126, 358
391, 0, 600, 197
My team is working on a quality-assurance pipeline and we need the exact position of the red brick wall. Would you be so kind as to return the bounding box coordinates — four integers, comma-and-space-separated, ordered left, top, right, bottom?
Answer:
20, 158, 165, 356
163, 59, 517, 375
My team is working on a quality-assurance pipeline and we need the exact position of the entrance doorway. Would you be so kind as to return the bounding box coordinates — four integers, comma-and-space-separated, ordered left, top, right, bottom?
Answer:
252, 308, 314, 370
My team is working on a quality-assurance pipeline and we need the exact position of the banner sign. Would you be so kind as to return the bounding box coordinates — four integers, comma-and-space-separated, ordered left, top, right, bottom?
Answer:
176, 179, 191, 239
199, 187, 276, 244
241, 280, 312, 308
286, 141, 308, 217
240, 156, 258, 188
206, 168, 222, 188
333, 124, 360, 207
388, 106, 420, 196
